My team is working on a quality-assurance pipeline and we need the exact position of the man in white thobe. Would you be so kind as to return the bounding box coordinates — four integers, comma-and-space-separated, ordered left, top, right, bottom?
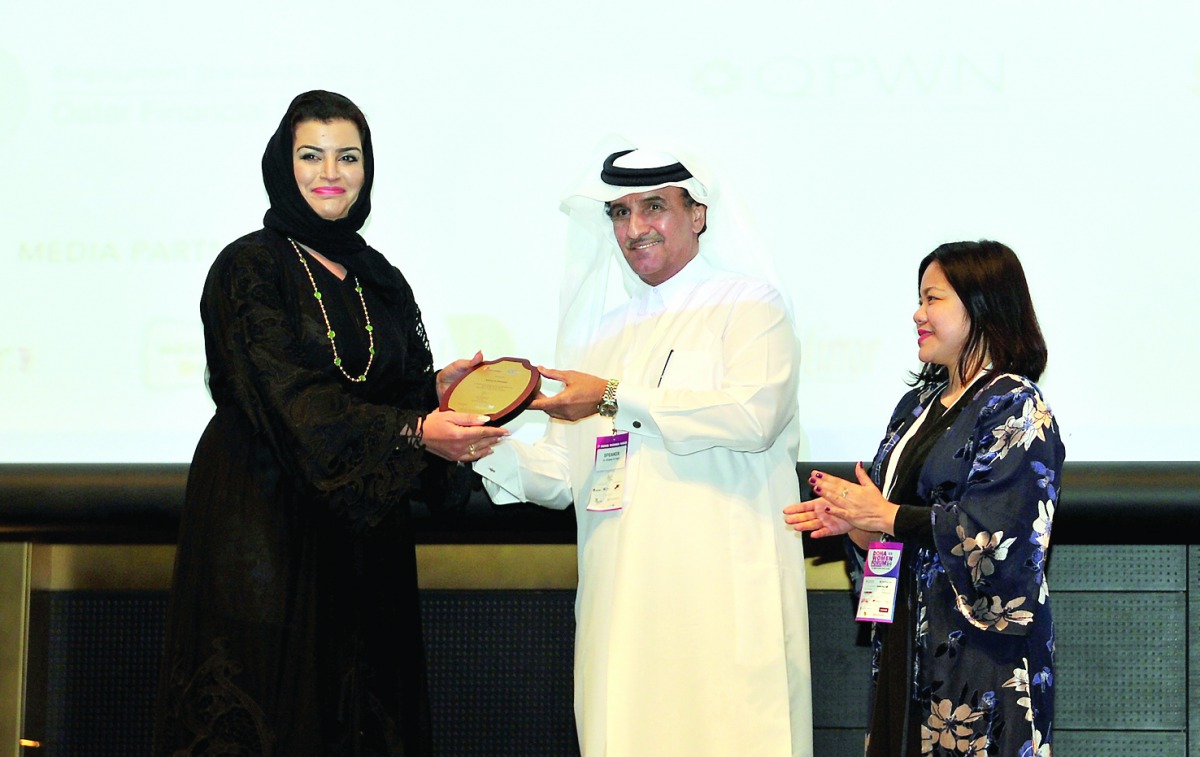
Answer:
472, 146, 813, 756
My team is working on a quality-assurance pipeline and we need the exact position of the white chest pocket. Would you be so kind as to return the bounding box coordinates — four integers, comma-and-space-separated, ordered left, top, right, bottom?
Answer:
655, 349, 720, 389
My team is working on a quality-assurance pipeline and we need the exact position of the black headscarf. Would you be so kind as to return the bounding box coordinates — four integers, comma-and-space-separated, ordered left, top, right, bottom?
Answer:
260, 91, 402, 298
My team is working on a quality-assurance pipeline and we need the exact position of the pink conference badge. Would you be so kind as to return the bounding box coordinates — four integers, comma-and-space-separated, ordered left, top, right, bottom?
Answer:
855, 541, 903, 623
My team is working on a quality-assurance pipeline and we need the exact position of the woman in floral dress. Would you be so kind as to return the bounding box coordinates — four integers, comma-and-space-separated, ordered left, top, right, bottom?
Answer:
786, 240, 1064, 756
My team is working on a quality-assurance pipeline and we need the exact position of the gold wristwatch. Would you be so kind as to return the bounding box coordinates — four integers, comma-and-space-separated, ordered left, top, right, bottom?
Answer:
597, 378, 619, 418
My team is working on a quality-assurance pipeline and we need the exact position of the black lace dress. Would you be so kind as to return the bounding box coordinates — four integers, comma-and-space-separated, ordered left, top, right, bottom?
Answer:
154, 227, 440, 756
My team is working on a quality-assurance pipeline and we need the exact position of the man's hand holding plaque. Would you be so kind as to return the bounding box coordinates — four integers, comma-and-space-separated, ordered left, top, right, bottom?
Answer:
438, 354, 543, 427
527, 367, 611, 422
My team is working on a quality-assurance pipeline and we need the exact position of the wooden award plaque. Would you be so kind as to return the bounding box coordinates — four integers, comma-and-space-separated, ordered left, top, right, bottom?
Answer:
439, 357, 542, 426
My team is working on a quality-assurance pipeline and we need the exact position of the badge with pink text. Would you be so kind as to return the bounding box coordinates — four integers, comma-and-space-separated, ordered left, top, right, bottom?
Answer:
856, 541, 903, 623
587, 432, 629, 512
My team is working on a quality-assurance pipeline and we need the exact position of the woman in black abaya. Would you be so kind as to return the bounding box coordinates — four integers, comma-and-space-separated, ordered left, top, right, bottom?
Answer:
153, 90, 506, 756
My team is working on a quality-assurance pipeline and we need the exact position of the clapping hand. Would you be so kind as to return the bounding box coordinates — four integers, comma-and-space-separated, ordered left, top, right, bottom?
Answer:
783, 462, 899, 538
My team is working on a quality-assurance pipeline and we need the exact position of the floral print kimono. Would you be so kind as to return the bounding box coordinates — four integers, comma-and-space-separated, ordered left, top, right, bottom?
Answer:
856, 373, 1064, 756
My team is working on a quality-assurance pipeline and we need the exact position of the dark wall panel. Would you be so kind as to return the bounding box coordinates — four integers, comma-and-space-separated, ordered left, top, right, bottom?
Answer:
23, 546, 1200, 756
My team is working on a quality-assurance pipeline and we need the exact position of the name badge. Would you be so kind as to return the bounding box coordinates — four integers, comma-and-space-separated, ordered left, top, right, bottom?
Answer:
856, 541, 903, 623
587, 432, 629, 512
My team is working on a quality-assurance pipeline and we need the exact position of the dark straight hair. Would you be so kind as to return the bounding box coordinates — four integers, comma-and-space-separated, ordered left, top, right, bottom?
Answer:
912, 240, 1048, 388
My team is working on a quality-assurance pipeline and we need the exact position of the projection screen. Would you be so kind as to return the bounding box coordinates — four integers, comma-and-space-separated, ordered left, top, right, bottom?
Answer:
3, 1, 1198, 463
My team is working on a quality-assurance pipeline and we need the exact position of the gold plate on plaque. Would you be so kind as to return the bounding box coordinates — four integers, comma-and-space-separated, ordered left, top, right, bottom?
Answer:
439, 357, 541, 426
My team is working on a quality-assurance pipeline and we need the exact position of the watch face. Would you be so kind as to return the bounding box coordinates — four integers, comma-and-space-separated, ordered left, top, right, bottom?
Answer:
599, 378, 619, 417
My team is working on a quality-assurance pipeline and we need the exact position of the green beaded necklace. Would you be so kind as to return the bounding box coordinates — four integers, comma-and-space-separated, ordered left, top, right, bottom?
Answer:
289, 238, 375, 383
